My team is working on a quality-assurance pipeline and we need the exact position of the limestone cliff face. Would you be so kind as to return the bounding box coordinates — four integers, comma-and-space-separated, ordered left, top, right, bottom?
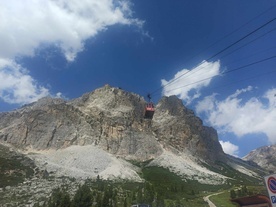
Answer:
0, 97, 94, 149
0, 85, 224, 162
243, 145, 276, 173
152, 96, 224, 161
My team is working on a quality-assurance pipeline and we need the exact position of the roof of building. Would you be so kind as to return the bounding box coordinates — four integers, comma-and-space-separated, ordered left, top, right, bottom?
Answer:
231, 194, 271, 207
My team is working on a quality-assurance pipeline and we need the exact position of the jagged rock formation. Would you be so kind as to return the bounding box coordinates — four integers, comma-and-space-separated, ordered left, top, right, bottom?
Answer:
0, 97, 93, 150
0, 84, 223, 163
152, 95, 224, 161
0, 85, 268, 207
243, 145, 276, 173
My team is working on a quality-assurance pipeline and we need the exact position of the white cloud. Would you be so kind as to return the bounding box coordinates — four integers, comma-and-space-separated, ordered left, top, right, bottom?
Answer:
195, 93, 216, 114
0, 58, 50, 104
161, 60, 220, 104
219, 140, 239, 156
0, 0, 141, 61
196, 87, 276, 143
0, 0, 141, 104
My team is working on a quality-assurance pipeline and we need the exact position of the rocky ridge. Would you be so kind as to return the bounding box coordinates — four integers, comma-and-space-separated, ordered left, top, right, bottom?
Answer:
243, 145, 276, 173
0, 85, 223, 162
0, 85, 267, 206
0, 85, 264, 184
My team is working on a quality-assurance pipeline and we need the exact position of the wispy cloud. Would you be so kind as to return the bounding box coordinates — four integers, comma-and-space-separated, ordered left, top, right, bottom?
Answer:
196, 87, 276, 143
161, 60, 220, 104
0, 0, 142, 104
219, 140, 239, 156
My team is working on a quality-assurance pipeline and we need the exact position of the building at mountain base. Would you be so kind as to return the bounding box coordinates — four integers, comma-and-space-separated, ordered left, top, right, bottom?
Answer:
231, 194, 271, 207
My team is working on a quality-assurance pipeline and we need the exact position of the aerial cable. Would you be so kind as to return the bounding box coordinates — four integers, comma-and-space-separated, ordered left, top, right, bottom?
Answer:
152, 47, 276, 98
220, 27, 276, 60
164, 55, 276, 93
224, 45, 276, 66
177, 28, 276, 81
203, 69, 276, 93
206, 18, 276, 61
169, 4, 276, 74
150, 17, 276, 97
223, 55, 276, 75
183, 4, 276, 63
172, 46, 276, 87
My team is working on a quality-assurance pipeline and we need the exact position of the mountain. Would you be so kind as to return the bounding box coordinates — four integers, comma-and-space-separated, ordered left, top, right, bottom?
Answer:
0, 85, 265, 186
0, 85, 223, 160
243, 145, 276, 173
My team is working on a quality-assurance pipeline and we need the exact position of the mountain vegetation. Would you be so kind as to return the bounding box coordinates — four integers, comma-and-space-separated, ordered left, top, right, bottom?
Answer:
0, 85, 271, 206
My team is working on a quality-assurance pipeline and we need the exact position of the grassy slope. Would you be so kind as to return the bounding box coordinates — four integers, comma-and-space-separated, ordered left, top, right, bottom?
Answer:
0, 144, 34, 187
141, 162, 266, 206
209, 185, 267, 207
142, 166, 228, 206
0, 145, 267, 206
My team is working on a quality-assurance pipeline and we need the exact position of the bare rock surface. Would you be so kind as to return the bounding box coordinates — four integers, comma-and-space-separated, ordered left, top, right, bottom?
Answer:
0, 85, 223, 162
152, 95, 224, 161
27, 145, 142, 181
0, 84, 264, 184
243, 145, 276, 173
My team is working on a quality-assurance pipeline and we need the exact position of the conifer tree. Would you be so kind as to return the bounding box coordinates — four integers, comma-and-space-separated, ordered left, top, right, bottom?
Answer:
72, 184, 93, 207
156, 192, 165, 207
48, 187, 71, 207
123, 197, 128, 207
230, 189, 236, 199
102, 190, 110, 207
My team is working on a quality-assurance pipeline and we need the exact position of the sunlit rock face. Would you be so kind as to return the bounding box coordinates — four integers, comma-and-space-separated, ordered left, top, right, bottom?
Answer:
0, 84, 224, 162
152, 95, 224, 162
243, 145, 276, 173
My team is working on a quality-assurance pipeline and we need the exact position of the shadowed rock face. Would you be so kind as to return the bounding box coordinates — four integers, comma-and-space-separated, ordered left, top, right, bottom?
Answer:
0, 85, 224, 162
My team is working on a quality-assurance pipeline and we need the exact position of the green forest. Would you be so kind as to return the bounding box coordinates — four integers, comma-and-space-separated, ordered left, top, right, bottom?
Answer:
35, 166, 265, 207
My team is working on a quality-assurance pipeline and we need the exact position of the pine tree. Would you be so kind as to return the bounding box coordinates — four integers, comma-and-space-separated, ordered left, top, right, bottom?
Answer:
137, 187, 143, 203
102, 190, 110, 207
123, 198, 128, 207
72, 184, 93, 207
241, 185, 248, 196
230, 189, 236, 199
131, 190, 137, 204
156, 192, 165, 207
144, 182, 154, 205
95, 193, 102, 207
48, 187, 71, 207
237, 189, 242, 198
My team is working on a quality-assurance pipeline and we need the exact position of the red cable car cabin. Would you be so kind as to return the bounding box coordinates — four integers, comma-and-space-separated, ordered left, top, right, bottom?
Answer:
144, 102, 155, 119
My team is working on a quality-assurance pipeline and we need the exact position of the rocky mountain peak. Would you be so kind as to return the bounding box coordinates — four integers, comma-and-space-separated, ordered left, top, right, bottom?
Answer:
71, 84, 145, 120
243, 145, 276, 173
155, 95, 188, 117
152, 95, 224, 162
0, 85, 224, 163
20, 97, 66, 112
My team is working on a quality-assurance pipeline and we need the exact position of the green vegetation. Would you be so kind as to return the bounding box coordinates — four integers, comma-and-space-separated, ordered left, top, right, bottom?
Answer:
229, 185, 267, 199
37, 166, 266, 207
0, 144, 34, 187
203, 161, 263, 186
47, 187, 71, 207
142, 166, 226, 198
0, 146, 267, 207
208, 191, 236, 207
208, 185, 267, 207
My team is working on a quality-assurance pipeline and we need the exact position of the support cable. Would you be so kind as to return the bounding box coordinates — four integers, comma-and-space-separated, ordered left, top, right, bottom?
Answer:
150, 17, 276, 97
164, 55, 276, 93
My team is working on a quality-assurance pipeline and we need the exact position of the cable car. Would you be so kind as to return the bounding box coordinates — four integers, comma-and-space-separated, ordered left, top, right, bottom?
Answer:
144, 94, 155, 119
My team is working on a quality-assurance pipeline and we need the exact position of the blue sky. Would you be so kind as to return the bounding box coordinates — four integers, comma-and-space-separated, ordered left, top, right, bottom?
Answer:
0, 0, 276, 157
